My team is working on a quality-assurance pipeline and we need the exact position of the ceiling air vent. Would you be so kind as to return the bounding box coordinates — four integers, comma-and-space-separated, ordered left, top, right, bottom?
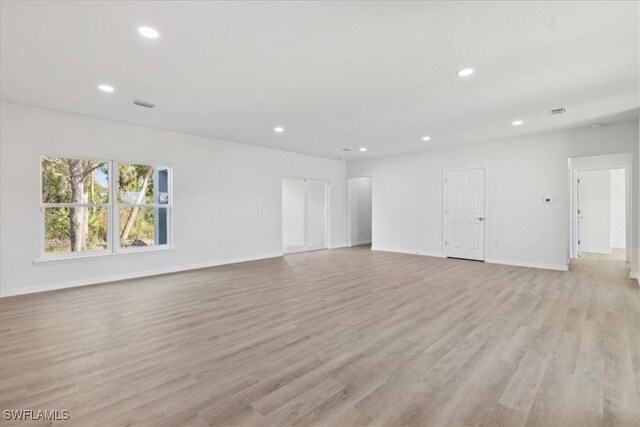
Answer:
549, 107, 566, 116
342, 148, 352, 152
133, 99, 156, 109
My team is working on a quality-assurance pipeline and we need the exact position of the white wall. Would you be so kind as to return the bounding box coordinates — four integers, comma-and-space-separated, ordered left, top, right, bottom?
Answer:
637, 118, 640, 283
577, 169, 611, 254
347, 177, 372, 246
610, 168, 626, 249
0, 102, 347, 296
347, 120, 639, 271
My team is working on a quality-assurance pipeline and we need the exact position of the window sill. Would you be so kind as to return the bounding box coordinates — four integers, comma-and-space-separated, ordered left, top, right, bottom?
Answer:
33, 246, 175, 266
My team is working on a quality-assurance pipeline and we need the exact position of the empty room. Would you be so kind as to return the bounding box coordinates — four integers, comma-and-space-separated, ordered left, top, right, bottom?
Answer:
1, 1, 639, 426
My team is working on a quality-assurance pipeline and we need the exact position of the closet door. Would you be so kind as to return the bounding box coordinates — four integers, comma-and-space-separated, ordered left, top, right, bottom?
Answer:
282, 178, 305, 254
305, 180, 328, 251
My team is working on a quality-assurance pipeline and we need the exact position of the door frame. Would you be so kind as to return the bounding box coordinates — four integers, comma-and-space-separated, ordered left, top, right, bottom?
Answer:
282, 177, 331, 254
346, 176, 373, 247
442, 166, 489, 260
569, 156, 631, 261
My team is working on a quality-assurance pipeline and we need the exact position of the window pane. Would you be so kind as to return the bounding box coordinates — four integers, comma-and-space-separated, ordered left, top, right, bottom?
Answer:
118, 164, 168, 204
44, 207, 108, 254
41, 157, 109, 204
119, 207, 168, 248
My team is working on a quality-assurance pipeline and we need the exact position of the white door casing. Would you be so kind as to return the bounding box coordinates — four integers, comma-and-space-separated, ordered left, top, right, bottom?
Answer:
445, 168, 485, 261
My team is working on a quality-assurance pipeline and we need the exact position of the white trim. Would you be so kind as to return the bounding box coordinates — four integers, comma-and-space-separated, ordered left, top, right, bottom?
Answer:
630, 271, 639, 279
371, 246, 445, 258
34, 245, 175, 265
6, 252, 284, 297
578, 248, 613, 255
371, 246, 568, 271
485, 258, 569, 272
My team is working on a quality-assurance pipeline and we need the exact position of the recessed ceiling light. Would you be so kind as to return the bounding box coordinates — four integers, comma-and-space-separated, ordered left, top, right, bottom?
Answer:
98, 84, 114, 93
359, 147, 367, 152
512, 120, 524, 126
457, 68, 474, 77
422, 136, 432, 141
274, 126, 284, 133
138, 26, 160, 39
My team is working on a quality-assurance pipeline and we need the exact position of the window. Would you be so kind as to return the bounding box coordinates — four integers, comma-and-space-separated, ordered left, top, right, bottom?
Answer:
117, 163, 170, 250
40, 156, 171, 259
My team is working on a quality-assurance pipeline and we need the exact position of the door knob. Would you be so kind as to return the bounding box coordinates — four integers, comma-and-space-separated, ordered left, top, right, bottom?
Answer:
478, 217, 484, 221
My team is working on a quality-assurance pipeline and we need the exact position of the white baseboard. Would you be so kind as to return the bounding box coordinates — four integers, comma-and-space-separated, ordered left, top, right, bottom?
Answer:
371, 246, 445, 258
630, 271, 639, 280
1, 252, 284, 298
371, 247, 568, 271
349, 240, 372, 247
579, 248, 612, 255
485, 258, 569, 272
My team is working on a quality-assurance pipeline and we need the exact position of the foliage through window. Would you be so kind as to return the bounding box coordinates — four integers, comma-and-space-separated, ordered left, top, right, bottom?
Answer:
118, 163, 169, 249
40, 157, 171, 258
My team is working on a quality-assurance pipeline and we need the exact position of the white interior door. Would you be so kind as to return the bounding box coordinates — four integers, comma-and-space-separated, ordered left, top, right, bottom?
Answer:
283, 178, 329, 253
577, 170, 612, 255
305, 180, 328, 251
445, 168, 485, 261
282, 178, 305, 254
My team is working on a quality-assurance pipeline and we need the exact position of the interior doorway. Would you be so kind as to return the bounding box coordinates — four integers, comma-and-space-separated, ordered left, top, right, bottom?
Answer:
347, 177, 372, 247
569, 153, 632, 263
444, 167, 486, 261
282, 177, 329, 254
575, 168, 626, 257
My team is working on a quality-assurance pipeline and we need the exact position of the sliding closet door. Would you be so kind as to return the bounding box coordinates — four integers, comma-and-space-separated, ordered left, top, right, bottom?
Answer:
282, 178, 305, 254
305, 180, 328, 251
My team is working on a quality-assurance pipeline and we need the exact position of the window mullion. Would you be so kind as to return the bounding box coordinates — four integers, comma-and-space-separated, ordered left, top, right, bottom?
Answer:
112, 161, 119, 253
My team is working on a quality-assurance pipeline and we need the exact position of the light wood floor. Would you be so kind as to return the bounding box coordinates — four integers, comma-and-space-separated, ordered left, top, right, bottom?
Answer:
1, 247, 639, 426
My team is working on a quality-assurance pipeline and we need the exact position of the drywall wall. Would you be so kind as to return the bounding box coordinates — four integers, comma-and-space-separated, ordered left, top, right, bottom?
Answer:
637, 117, 640, 283
0, 102, 347, 296
347, 177, 372, 246
610, 168, 626, 249
347, 120, 639, 271
577, 169, 611, 254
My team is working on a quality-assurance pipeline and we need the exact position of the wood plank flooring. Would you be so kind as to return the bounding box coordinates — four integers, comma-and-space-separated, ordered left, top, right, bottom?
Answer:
1, 247, 639, 426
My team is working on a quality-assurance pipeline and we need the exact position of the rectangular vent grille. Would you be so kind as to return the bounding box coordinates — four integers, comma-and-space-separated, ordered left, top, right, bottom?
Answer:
549, 107, 566, 115
133, 99, 156, 109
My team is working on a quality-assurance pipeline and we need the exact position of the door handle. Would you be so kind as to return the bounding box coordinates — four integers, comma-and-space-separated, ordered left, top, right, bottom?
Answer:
478, 217, 484, 221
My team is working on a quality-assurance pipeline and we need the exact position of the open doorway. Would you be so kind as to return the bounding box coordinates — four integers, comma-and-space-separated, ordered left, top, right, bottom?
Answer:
282, 177, 329, 254
347, 177, 372, 247
576, 169, 626, 257
569, 153, 632, 263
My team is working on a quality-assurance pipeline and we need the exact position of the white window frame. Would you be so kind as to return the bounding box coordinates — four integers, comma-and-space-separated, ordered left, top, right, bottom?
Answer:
38, 156, 173, 261
114, 161, 172, 253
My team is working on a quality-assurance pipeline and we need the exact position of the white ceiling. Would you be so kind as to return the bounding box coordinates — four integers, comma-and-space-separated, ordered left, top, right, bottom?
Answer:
1, 1, 638, 160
